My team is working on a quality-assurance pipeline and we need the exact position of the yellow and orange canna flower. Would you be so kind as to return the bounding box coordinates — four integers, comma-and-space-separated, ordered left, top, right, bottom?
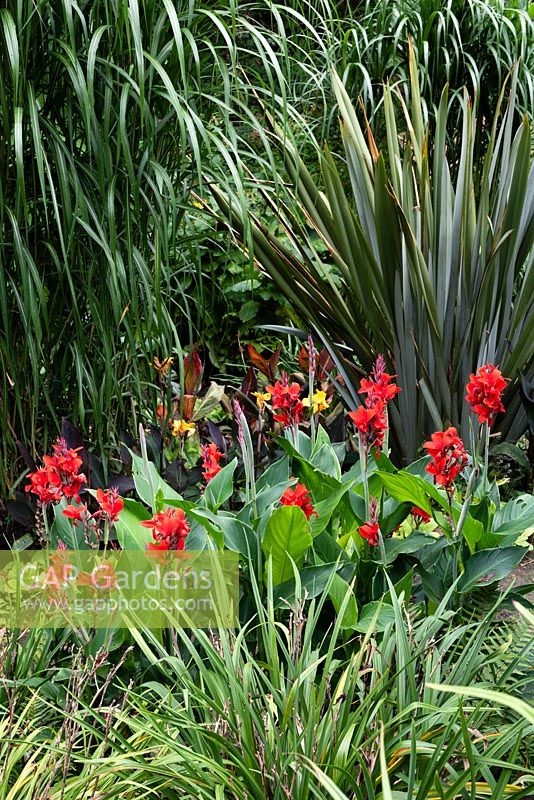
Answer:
302, 389, 329, 414
153, 356, 174, 377
252, 391, 271, 411
170, 419, 196, 438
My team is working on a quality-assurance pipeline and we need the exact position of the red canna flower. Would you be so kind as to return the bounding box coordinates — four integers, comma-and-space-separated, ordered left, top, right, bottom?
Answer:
63, 503, 88, 523
280, 482, 318, 520
266, 371, 304, 428
26, 467, 64, 504
358, 522, 379, 547
147, 539, 170, 551
411, 506, 431, 525
423, 427, 468, 490
348, 400, 388, 455
96, 488, 124, 523
359, 355, 400, 405
349, 356, 400, 457
141, 507, 190, 551
26, 438, 87, 504
44, 439, 83, 472
200, 442, 225, 483
465, 363, 507, 426
349, 404, 380, 433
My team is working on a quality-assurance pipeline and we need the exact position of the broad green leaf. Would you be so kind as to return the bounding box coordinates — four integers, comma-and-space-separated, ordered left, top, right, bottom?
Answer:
275, 430, 313, 461
273, 564, 339, 606
404, 456, 433, 478
185, 519, 215, 551
310, 481, 352, 537
256, 456, 289, 491
383, 569, 413, 605
189, 507, 250, 557
12, 534, 34, 551
87, 627, 124, 657
380, 501, 414, 535
254, 480, 293, 518
130, 450, 181, 511
164, 500, 228, 550
216, 516, 256, 561
418, 536, 450, 569
203, 458, 237, 510
49, 499, 87, 549
310, 442, 341, 481
375, 471, 438, 512
327, 572, 358, 628
312, 424, 332, 452
492, 495, 534, 545
191, 381, 225, 421
294, 459, 342, 503
419, 566, 446, 605
460, 514, 484, 555
491, 442, 530, 470
115, 498, 152, 550
262, 505, 312, 586
239, 299, 259, 322
313, 529, 353, 568
478, 529, 529, 550
353, 601, 395, 632
458, 547, 528, 593
383, 533, 439, 564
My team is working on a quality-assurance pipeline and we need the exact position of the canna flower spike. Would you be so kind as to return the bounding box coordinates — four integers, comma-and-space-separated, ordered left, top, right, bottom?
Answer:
201, 442, 225, 483
411, 506, 431, 525
349, 355, 400, 457
96, 488, 124, 523
266, 371, 304, 428
348, 401, 388, 456
465, 363, 507, 426
359, 354, 401, 404
141, 507, 190, 551
359, 496, 380, 546
171, 419, 196, 438
280, 482, 318, 520
26, 438, 87, 505
63, 503, 88, 523
423, 427, 468, 490
358, 521, 379, 547
302, 389, 329, 415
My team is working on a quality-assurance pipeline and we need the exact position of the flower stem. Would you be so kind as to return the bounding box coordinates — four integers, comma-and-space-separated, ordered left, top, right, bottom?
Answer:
308, 334, 316, 446
455, 429, 482, 543
446, 491, 459, 605
483, 423, 491, 494
452, 435, 481, 606
292, 421, 299, 449
38, 502, 49, 548
359, 434, 370, 519
103, 519, 110, 553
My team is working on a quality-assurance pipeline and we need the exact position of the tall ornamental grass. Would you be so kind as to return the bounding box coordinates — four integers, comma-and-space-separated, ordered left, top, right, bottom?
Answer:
0, 0, 272, 488
0, 583, 532, 798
